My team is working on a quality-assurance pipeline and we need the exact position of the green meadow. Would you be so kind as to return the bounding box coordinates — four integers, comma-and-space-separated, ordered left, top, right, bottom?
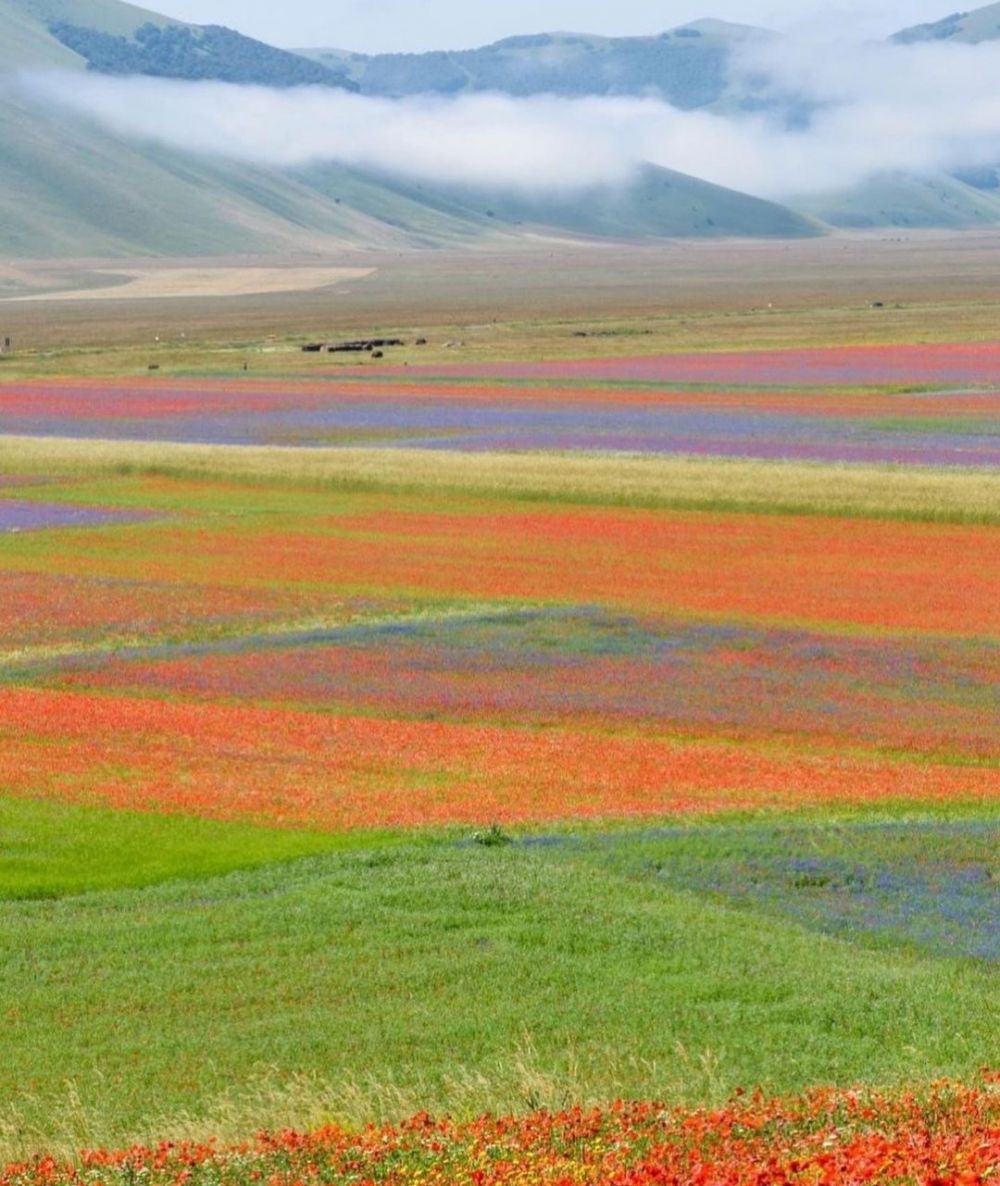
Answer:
1, 802, 998, 1160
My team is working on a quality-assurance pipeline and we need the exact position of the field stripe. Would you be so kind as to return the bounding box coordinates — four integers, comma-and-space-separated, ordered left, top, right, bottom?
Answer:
1, 436, 997, 523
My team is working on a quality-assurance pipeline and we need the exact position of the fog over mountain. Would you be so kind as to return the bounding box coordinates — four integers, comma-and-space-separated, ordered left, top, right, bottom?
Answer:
141, 0, 957, 53
25, 26, 1000, 201
7, 0, 1000, 256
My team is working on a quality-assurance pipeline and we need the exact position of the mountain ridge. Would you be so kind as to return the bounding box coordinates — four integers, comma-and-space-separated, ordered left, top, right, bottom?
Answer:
3, 0, 1000, 257
295, 20, 777, 109
894, 3, 1000, 44
0, 0, 821, 256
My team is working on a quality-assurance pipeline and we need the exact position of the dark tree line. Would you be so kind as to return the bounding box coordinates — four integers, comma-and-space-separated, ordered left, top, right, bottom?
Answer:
49, 21, 359, 90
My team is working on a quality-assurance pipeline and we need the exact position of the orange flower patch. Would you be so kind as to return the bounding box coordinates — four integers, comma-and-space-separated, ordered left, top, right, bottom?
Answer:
0, 571, 332, 649
136, 507, 998, 636
1, 687, 994, 831
4, 1080, 999, 1186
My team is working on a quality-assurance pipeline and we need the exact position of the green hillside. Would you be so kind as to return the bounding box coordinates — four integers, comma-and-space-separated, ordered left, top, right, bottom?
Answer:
49, 19, 358, 88
790, 171, 1000, 230
894, 3, 1000, 43
0, 92, 494, 256
298, 20, 776, 109
0, 0, 819, 256
337, 162, 820, 240
0, 0, 175, 67
0, 0, 499, 255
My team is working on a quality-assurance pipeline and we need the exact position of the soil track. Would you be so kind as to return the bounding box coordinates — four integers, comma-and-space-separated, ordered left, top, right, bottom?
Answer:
5, 230, 1000, 349
1, 266, 374, 303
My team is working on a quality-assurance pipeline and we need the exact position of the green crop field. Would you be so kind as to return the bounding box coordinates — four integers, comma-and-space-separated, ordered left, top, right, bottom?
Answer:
2, 807, 998, 1159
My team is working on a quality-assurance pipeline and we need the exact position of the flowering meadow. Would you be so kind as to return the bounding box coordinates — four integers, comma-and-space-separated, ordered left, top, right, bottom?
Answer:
0, 482, 996, 829
4, 1080, 999, 1186
0, 334, 997, 1159
2, 371, 997, 465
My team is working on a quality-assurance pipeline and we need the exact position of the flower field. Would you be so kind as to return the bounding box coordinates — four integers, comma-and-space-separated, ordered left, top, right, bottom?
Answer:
0, 332, 997, 1160
4, 1081, 998, 1186
367, 338, 1000, 386
0, 479, 996, 829
2, 361, 997, 464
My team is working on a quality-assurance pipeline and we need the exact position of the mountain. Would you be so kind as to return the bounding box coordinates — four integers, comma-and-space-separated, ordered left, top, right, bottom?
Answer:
0, 0, 495, 255
0, 0, 821, 256
49, 18, 359, 89
297, 20, 776, 109
0, 0, 357, 87
893, 3, 1000, 44
0, 90, 499, 256
320, 163, 819, 241
789, 171, 1000, 230
0, 0, 175, 68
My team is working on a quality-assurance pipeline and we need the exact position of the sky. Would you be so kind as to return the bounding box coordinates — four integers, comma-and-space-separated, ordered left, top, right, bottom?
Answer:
144, 1, 957, 52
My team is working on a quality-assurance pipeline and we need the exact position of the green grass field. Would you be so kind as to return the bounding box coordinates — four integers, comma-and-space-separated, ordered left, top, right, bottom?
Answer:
1, 805, 997, 1159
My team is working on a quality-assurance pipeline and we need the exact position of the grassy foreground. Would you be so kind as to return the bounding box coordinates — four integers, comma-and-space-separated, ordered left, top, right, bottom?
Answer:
0, 806, 997, 1159
4, 1081, 998, 1186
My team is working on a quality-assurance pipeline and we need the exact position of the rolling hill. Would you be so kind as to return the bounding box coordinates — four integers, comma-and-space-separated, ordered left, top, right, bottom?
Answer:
0, 87, 502, 257
9, 0, 1000, 255
298, 20, 775, 109
0, 0, 821, 256
0, 0, 498, 255
790, 171, 1000, 230
321, 163, 819, 241
894, 3, 1000, 44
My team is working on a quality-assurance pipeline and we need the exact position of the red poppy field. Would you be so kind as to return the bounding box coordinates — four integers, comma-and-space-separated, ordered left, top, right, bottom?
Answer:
0, 479, 996, 830
0, 332, 997, 1169
5, 1080, 999, 1186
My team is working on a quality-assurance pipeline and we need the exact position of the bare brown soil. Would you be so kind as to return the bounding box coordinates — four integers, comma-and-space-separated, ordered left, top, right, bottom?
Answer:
1, 266, 374, 303
3, 230, 1000, 354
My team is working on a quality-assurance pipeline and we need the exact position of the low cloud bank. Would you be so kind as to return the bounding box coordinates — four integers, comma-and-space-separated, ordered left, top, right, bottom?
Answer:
21, 35, 1000, 198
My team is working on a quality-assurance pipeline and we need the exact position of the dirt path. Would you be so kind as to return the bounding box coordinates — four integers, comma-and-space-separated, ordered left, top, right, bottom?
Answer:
2, 266, 375, 302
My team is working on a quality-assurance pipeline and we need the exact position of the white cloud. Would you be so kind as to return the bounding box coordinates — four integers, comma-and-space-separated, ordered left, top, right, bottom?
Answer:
21, 34, 1000, 200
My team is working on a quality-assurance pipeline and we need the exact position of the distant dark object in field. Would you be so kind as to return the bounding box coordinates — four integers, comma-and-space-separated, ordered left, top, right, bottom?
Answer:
870, 301, 885, 308
147, 363, 159, 371
371, 350, 384, 359
301, 338, 403, 353
0, 336, 11, 355
572, 329, 652, 339
415, 337, 428, 346
304, 338, 406, 354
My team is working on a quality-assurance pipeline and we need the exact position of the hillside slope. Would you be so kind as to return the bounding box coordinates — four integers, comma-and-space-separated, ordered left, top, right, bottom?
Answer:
0, 91, 500, 256
789, 171, 1000, 230
298, 20, 776, 109
894, 3, 1000, 44
0, 0, 822, 255
328, 162, 820, 240
0, 0, 177, 68
0, 0, 498, 255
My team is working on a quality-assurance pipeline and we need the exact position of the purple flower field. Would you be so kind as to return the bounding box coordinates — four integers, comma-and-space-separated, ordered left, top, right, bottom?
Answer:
1, 378, 997, 465
0, 499, 150, 533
